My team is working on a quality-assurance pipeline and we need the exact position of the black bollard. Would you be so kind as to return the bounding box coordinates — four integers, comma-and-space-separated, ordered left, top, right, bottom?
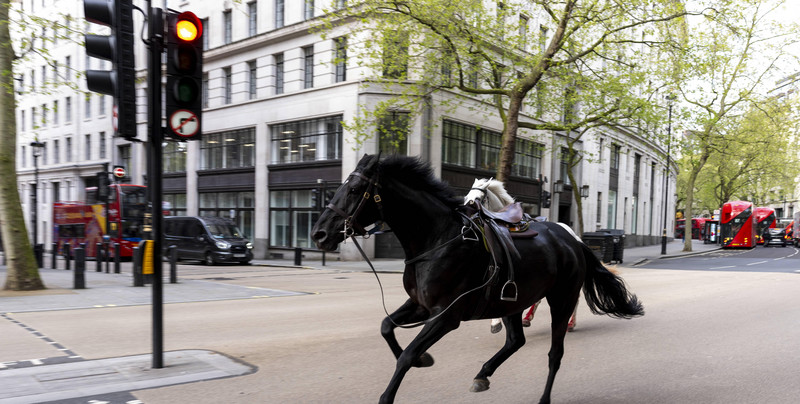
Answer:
33, 244, 44, 269
114, 243, 121, 274
96, 243, 103, 272
105, 242, 110, 273
132, 246, 143, 287
294, 247, 302, 265
169, 245, 178, 284
51, 242, 58, 269
74, 247, 86, 289
64, 243, 71, 271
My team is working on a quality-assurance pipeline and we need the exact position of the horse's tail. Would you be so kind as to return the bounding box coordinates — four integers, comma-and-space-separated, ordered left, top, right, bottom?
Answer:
580, 243, 644, 319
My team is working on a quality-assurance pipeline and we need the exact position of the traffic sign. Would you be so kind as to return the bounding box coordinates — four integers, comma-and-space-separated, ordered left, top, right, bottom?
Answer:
168, 109, 199, 138
112, 166, 126, 178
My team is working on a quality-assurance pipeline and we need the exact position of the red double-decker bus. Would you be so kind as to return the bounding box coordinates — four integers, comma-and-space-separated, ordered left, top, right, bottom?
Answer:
53, 184, 148, 258
720, 201, 756, 248
753, 207, 777, 245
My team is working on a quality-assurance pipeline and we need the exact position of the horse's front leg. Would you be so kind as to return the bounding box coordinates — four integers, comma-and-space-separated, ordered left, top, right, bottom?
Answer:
379, 311, 461, 404
470, 311, 526, 393
381, 299, 435, 367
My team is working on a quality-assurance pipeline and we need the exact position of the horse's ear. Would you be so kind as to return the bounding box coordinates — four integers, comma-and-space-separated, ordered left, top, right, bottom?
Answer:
366, 152, 382, 171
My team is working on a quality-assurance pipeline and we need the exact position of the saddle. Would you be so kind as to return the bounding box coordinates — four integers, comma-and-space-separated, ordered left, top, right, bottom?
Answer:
465, 200, 539, 303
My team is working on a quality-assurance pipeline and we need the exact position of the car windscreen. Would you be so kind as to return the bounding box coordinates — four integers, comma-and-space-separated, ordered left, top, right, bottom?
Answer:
206, 224, 244, 239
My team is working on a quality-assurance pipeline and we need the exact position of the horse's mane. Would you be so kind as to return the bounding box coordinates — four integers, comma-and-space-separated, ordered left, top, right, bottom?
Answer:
378, 155, 461, 209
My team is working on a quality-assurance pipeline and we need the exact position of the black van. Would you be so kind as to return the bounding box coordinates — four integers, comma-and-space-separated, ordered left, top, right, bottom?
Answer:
163, 216, 253, 265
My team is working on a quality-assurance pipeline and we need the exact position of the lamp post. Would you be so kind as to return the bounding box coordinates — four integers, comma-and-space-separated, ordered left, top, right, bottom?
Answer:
661, 95, 676, 255
29, 141, 45, 246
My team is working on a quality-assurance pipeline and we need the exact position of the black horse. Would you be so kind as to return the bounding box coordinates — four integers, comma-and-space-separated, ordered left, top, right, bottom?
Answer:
311, 154, 643, 404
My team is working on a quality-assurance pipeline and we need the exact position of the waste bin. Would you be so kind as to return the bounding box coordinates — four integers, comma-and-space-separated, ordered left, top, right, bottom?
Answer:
599, 229, 625, 264
582, 232, 614, 263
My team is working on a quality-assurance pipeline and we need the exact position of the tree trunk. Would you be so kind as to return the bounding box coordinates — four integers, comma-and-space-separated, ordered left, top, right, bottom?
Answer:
497, 93, 523, 182
682, 146, 711, 253
0, 1, 45, 290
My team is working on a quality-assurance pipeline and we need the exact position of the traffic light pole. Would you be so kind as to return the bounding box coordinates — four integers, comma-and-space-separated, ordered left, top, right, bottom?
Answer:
147, 3, 165, 369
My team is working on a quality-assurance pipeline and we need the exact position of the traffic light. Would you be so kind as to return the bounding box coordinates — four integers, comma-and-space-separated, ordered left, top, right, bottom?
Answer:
84, 0, 136, 140
166, 11, 203, 141
542, 191, 551, 209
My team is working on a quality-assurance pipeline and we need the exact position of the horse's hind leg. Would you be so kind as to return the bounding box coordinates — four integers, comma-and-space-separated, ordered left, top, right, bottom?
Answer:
539, 293, 579, 404
470, 312, 526, 393
381, 299, 434, 367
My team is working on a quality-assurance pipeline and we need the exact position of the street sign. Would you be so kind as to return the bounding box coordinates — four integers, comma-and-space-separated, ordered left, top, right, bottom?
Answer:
168, 109, 200, 138
112, 166, 126, 178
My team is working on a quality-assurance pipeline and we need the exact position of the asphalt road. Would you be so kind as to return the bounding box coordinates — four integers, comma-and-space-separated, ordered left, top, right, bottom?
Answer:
3, 248, 800, 403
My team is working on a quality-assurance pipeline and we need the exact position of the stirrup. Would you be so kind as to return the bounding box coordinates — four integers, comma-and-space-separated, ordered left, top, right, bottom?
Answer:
500, 280, 518, 302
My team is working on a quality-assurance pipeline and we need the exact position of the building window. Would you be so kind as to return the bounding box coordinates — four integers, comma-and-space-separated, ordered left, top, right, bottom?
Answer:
163, 142, 187, 173
163, 194, 187, 216
248, 2, 257, 36
270, 115, 343, 164
275, 0, 284, 28
99, 132, 106, 159
607, 190, 618, 229
382, 33, 408, 79
442, 120, 477, 168
560, 147, 571, 186
200, 128, 256, 170
224, 67, 232, 104
303, 46, 314, 89
334, 36, 347, 83
65, 56, 71, 81
41, 103, 47, 127
53, 139, 60, 164
223, 10, 232, 44
610, 144, 620, 170
377, 111, 409, 156
336, 0, 346, 9
519, 15, 529, 48
32, 107, 37, 129
479, 129, 501, 171
22, 145, 26, 167
248, 60, 257, 99
202, 73, 209, 108
52, 100, 59, 125
513, 138, 543, 178
269, 190, 320, 248
85, 95, 91, 119
20, 110, 25, 131
304, 0, 314, 20
118, 144, 131, 171
85, 134, 91, 160
53, 182, 60, 204
200, 191, 255, 239
274, 53, 284, 94
65, 97, 71, 123
65, 137, 72, 162
201, 18, 209, 50
597, 192, 602, 223
98, 95, 105, 116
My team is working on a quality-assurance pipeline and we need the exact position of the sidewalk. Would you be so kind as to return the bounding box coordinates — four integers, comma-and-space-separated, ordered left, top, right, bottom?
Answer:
0, 238, 715, 403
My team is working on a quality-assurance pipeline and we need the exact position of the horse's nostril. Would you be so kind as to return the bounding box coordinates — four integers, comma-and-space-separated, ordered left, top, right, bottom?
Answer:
312, 230, 327, 242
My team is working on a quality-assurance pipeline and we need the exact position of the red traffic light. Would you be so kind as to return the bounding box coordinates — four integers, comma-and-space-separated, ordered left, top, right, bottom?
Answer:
174, 12, 202, 43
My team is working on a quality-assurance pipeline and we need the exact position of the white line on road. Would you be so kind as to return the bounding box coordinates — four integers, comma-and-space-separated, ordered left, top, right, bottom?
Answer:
747, 260, 769, 266
710, 266, 736, 269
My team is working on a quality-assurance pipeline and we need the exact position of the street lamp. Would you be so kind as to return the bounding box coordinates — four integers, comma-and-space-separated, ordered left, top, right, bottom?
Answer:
580, 185, 590, 198
30, 141, 45, 264
661, 95, 676, 255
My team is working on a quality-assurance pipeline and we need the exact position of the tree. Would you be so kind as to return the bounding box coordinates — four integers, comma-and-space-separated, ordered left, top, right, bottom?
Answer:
672, 0, 800, 252
1, 0, 44, 290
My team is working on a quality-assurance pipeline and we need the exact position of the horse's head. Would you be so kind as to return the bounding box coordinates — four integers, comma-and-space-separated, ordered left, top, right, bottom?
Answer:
465, 178, 491, 206
312, 153, 383, 251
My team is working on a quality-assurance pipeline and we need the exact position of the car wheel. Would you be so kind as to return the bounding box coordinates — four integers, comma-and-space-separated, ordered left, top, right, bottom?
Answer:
240, 260, 251, 265
204, 252, 215, 266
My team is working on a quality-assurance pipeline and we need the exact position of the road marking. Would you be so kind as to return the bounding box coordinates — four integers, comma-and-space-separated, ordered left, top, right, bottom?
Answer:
710, 266, 736, 270
1, 313, 82, 360
746, 260, 769, 266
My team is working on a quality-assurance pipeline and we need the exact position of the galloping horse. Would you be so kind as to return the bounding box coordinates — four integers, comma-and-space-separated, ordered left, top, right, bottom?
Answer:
465, 178, 579, 333
311, 154, 643, 404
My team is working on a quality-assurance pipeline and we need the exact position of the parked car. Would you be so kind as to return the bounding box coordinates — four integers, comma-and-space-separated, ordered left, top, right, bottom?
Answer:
763, 227, 788, 247
164, 216, 253, 265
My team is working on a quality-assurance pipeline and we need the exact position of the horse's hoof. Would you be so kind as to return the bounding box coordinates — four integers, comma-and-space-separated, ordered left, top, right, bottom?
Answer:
470, 378, 490, 392
522, 319, 531, 327
490, 322, 502, 334
413, 352, 434, 368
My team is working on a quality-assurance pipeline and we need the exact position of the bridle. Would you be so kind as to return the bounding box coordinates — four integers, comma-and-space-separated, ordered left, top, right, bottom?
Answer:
325, 170, 384, 239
